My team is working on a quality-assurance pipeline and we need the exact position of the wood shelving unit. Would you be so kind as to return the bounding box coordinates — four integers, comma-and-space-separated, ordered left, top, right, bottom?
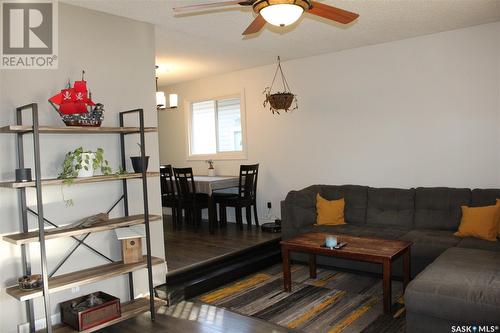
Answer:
6, 256, 165, 301
1, 104, 163, 333
2, 214, 161, 245
0, 172, 160, 189
37, 297, 167, 333
0, 125, 158, 134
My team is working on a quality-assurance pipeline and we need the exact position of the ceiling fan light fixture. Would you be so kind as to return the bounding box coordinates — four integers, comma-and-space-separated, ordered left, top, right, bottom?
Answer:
260, 4, 303, 27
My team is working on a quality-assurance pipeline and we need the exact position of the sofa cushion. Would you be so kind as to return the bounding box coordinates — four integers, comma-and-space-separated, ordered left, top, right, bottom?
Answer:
366, 187, 415, 228
399, 229, 461, 247
399, 229, 460, 276
281, 190, 317, 240
405, 247, 500, 323
310, 224, 408, 240
414, 187, 471, 230
319, 185, 368, 225
457, 237, 500, 252
471, 188, 500, 206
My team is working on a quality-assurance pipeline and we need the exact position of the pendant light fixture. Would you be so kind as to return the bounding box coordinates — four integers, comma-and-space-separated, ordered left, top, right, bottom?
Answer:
156, 66, 178, 110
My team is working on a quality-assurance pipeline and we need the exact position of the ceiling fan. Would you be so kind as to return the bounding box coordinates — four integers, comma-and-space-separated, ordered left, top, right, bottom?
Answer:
173, 0, 359, 36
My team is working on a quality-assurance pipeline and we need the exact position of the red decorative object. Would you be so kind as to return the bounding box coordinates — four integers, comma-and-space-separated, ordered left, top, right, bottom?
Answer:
49, 73, 95, 115
49, 71, 104, 127
60, 292, 121, 331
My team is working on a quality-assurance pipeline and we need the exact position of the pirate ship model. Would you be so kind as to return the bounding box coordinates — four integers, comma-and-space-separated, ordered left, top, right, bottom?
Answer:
49, 71, 104, 127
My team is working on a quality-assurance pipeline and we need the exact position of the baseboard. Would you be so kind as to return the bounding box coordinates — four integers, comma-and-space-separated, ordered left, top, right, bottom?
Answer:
18, 313, 61, 333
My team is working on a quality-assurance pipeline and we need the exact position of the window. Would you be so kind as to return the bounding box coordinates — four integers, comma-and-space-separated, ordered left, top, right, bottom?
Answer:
188, 96, 245, 159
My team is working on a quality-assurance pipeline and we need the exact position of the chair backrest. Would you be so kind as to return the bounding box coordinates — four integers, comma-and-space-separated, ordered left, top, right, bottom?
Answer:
238, 164, 259, 199
160, 165, 176, 197
173, 167, 196, 197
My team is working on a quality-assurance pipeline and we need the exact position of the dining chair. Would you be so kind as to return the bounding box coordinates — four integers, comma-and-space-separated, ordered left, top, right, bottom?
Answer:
213, 164, 259, 229
173, 167, 212, 231
160, 165, 181, 229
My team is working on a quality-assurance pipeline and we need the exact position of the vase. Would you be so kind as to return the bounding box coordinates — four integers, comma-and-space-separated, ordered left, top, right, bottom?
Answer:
130, 156, 150, 173
208, 168, 216, 177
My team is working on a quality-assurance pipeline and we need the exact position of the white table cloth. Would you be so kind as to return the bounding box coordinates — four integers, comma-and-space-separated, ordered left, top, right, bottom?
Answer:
193, 175, 239, 195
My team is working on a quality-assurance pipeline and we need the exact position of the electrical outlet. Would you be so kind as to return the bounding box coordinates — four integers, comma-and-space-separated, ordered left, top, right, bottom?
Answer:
267, 202, 272, 209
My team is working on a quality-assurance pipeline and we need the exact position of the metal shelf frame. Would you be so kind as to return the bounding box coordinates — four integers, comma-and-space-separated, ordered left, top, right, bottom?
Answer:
4, 104, 157, 332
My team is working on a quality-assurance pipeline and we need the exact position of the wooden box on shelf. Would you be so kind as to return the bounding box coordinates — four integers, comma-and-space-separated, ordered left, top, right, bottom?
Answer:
60, 291, 121, 331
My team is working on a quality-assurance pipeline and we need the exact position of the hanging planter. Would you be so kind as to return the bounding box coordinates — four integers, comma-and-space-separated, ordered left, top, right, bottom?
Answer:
263, 56, 298, 114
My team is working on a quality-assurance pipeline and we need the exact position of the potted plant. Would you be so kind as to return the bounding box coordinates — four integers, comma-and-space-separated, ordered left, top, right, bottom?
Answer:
58, 147, 112, 179
130, 143, 149, 173
58, 147, 112, 206
206, 159, 215, 176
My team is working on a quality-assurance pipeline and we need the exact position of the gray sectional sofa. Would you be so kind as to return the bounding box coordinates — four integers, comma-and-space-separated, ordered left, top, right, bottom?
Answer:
281, 185, 500, 331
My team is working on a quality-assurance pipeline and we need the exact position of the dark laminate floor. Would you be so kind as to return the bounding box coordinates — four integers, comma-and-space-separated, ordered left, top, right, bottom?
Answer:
102, 302, 293, 333
163, 214, 281, 273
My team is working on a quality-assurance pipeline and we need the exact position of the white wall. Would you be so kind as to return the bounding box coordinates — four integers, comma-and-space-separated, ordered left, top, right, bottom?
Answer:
0, 4, 164, 332
159, 22, 500, 220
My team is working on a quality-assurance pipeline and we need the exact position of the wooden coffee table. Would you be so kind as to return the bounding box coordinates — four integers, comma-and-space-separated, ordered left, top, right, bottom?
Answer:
280, 232, 412, 314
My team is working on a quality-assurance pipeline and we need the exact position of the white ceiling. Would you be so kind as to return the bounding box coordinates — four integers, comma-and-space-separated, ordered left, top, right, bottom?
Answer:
64, 0, 500, 86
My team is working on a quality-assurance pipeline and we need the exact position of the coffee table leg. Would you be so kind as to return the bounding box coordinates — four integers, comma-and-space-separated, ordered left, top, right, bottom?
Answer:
383, 259, 392, 314
403, 248, 411, 291
309, 254, 317, 279
282, 247, 291, 292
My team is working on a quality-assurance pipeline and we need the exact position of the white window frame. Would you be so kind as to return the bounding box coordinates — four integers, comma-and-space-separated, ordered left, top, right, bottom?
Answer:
186, 90, 247, 161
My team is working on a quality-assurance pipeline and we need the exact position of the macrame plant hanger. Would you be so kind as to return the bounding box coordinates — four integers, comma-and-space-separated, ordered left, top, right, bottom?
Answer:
263, 56, 298, 115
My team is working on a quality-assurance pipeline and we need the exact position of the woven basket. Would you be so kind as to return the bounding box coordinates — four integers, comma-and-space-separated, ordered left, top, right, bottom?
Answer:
267, 93, 294, 111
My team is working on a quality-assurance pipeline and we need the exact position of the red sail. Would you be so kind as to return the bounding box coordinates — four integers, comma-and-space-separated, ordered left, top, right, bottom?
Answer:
49, 81, 95, 115
73, 80, 95, 106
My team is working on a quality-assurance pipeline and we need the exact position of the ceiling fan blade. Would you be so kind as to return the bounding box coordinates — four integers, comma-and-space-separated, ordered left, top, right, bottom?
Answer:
173, 1, 243, 13
308, 1, 359, 24
242, 14, 266, 35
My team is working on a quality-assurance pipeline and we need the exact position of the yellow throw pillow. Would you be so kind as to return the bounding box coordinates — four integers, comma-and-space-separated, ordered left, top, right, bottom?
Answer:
454, 204, 499, 241
497, 199, 500, 238
315, 194, 346, 226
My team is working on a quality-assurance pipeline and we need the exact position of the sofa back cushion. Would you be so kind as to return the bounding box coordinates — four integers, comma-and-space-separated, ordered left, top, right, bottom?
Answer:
414, 187, 471, 230
319, 185, 368, 225
471, 189, 500, 207
366, 187, 415, 228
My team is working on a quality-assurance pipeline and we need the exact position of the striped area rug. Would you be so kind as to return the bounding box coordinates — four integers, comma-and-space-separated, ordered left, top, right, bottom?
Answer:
197, 264, 405, 333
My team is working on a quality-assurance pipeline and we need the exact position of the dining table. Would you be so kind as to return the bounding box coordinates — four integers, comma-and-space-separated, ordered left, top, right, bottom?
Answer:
193, 175, 239, 232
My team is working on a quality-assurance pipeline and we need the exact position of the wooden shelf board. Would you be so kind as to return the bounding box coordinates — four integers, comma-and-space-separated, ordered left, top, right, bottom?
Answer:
2, 214, 162, 245
6, 256, 165, 302
0, 172, 159, 189
0, 125, 157, 134
37, 297, 167, 333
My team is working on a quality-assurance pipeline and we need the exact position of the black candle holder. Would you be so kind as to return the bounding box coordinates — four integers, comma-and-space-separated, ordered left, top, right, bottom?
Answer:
15, 168, 32, 182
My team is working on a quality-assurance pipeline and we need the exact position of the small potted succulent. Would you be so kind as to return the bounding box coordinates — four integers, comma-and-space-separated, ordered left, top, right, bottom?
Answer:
206, 159, 215, 176
130, 143, 149, 173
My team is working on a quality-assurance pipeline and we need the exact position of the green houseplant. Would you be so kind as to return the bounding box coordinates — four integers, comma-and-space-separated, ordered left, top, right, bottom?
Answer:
58, 147, 112, 180
57, 147, 112, 207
